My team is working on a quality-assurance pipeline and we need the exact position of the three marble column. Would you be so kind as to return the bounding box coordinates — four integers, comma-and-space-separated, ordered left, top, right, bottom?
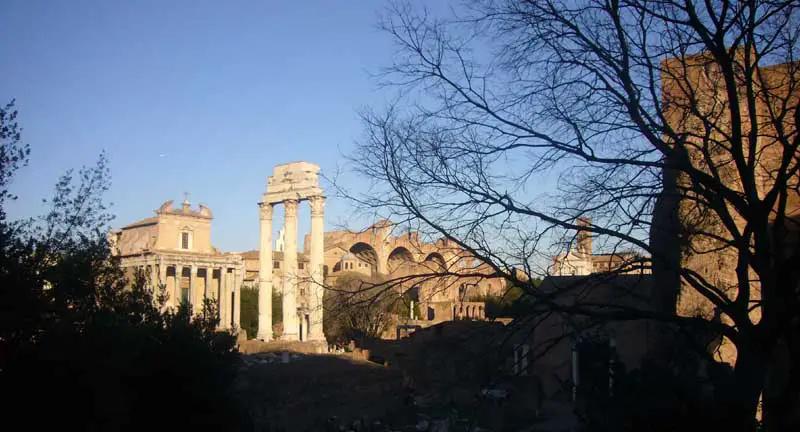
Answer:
257, 195, 325, 342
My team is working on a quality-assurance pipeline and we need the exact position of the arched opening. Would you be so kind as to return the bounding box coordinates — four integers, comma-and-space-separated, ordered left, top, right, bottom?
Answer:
349, 242, 378, 274
388, 246, 414, 273
404, 285, 421, 302
424, 252, 447, 271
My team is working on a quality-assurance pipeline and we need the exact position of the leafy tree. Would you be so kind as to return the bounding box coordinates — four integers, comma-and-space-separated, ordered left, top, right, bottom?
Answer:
272, 289, 282, 337
350, 1, 800, 429
0, 101, 249, 430
241, 285, 258, 339
240, 285, 283, 340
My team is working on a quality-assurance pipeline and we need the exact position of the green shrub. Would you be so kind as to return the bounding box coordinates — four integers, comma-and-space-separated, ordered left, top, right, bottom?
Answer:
240, 285, 258, 339
240, 285, 282, 340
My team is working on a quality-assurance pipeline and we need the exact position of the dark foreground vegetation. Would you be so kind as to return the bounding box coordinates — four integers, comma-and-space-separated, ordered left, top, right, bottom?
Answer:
0, 101, 249, 431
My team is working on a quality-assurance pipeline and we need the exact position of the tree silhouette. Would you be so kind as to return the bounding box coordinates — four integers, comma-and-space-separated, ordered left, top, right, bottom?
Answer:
349, 1, 800, 429
0, 101, 249, 431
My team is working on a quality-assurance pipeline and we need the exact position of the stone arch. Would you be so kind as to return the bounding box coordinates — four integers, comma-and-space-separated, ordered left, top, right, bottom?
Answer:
349, 242, 379, 267
388, 246, 414, 273
424, 252, 447, 271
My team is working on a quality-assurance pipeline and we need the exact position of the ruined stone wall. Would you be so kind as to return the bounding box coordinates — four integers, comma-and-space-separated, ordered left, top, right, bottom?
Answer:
654, 54, 799, 364
115, 223, 158, 256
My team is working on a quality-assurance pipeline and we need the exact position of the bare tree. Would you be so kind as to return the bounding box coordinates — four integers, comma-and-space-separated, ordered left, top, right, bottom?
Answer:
348, 0, 800, 429
323, 271, 398, 343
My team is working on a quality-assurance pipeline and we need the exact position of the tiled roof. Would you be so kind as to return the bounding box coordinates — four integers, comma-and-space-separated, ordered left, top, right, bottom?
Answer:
121, 216, 158, 229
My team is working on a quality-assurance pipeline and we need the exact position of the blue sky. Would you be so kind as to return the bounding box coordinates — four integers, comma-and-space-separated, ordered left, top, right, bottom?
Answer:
0, 0, 413, 251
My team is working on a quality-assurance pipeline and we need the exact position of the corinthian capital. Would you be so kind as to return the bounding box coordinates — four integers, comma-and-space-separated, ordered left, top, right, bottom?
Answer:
259, 202, 273, 220
284, 199, 299, 218
309, 195, 326, 216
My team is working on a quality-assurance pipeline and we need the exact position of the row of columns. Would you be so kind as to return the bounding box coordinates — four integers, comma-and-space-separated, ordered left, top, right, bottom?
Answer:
147, 262, 242, 329
257, 196, 325, 341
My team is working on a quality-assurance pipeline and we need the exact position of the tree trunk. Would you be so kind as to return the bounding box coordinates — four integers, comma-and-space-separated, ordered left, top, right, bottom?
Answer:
762, 337, 799, 432
729, 346, 768, 431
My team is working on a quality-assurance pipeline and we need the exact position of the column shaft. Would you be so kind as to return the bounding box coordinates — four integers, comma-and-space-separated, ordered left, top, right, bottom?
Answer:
281, 199, 299, 341
166, 265, 176, 307
178, 266, 186, 307
203, 267, 210, 299
219, 268, 229, 329
190, 265, 197, 313
158, 261, 167, 296
149, 264, 157, 293
257, 203, 274, 340
308, 196, 325, 341
233, 269, 242, 330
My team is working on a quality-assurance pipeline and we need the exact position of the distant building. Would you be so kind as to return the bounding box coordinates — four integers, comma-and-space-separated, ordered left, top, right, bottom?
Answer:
507, 273, 669, 401
551, 218, 651, 276
236, 220, 506, 324
108, 199, 244, 329
238, 249, 312, 310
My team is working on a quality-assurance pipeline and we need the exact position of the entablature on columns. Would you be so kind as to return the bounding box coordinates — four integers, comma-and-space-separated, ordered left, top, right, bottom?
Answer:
118, 250, 243, 270
262, 190, 323, 205
262, 161, 323, 205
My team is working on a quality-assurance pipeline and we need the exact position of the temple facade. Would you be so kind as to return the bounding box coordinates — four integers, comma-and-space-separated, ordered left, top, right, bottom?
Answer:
108, 199, 244, 330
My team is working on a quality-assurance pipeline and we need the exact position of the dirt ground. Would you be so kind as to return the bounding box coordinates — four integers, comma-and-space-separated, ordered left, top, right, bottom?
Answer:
234, 322, 551, 431
236, 353, 411, 431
